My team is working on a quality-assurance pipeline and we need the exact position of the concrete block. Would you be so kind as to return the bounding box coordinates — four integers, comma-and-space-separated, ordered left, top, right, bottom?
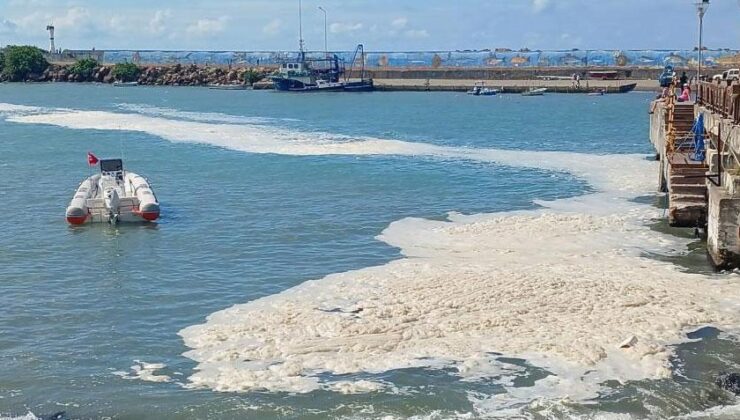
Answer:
707, 184, 740, 269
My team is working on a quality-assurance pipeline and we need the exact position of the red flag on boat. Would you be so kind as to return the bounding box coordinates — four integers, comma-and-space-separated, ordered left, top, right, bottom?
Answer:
87, 152, 99, 166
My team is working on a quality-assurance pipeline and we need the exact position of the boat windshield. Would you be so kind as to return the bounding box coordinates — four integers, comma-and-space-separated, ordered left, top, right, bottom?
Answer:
100, 159, 123, 173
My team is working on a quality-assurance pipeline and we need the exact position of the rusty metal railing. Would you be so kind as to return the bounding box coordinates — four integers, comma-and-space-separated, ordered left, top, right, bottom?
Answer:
697, 81, 740, 123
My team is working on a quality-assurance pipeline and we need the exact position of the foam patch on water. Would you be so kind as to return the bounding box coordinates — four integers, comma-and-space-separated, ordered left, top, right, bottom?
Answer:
327, 380, 388, 394
2, 103, 653, 194
114, 103, 297, 125
113, 360, 171, 383
0, 414, 39, 420
672, 400, 740, 419
3, 102, 740, 415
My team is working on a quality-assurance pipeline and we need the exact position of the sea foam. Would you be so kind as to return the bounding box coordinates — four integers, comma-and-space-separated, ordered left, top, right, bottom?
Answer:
4, 103, 740, 414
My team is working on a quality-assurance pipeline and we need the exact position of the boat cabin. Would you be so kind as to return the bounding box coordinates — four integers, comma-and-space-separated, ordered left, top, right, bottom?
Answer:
279, 62, 308, 76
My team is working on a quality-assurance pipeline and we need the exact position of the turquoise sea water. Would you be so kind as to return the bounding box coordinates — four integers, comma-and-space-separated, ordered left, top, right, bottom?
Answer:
0, 85, 738, 419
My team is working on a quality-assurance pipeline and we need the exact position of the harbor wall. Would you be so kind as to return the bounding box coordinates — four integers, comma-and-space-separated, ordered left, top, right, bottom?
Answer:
700, 106, 740, 269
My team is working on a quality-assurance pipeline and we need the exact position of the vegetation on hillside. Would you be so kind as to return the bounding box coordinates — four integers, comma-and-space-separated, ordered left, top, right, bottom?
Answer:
111, 62, 140, 82
2, 45, 48, 81
69, 58, 98, 77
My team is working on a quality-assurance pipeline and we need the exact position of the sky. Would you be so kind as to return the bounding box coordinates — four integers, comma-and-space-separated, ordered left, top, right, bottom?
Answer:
0, 0, 739, 52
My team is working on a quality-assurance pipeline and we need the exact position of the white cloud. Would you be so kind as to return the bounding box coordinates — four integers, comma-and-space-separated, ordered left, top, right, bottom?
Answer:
532, 0, 550, 13
55, 7, 92, 29
0, 19, 18, 36
186, 16, 229, 37
149, 10, 171, 35
329, 22, 363, 34
391, 17, 407, 29
262, 18, 282, 36
404, 29, 429, 39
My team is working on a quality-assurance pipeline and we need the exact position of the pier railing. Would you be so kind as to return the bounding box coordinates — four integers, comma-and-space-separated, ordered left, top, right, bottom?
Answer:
697, 82, 740, 123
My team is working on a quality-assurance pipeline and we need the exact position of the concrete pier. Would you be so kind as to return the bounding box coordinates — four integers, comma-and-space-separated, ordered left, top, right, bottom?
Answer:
650, 100, 708, 228
651, 81, 740, 269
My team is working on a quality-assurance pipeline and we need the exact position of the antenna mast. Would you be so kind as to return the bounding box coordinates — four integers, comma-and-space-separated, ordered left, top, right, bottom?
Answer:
298, 0, 305, 57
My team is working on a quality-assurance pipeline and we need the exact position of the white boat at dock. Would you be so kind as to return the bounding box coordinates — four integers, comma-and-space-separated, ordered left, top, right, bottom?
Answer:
113, 81, 139, 87
521, 87, 547, 96
66, 158, 160, 225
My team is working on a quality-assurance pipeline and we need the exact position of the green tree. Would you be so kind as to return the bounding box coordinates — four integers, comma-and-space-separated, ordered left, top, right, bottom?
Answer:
111, 62, 140, 82
69, 58, 98, 77
2, 45, 48, 81
242, 68, 263, 85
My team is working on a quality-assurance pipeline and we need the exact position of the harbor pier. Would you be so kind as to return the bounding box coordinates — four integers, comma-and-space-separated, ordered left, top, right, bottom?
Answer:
651, 82, 740, 269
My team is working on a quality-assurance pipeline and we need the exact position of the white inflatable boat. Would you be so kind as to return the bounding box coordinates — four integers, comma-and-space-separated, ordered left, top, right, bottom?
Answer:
66, 159, 160, 225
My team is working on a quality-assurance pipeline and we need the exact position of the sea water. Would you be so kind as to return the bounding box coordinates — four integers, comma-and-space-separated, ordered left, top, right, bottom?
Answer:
0, 84, 738, 419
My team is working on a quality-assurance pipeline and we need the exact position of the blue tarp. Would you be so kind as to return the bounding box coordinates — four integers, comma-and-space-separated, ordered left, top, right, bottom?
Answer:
99, 49, 740, 68
692, 114, 706, 162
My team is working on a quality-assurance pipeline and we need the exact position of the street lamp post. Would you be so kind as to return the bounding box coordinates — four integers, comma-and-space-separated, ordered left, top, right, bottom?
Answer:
318, 6, 328, 58
696, 0, 709, 100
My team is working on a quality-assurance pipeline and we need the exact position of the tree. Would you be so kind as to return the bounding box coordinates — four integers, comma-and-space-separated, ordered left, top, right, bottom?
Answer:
2, 45, 48, 81
69, 58, 98, 77
242, 68, 263, 85
111, 62, 140, 82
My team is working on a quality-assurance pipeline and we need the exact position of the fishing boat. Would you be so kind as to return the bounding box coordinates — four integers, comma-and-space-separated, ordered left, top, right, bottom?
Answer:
271, 1, 373, 92
272, 45, 374, 92
66, 157, 160, 225
113, 81, 139, 87
521, 87, 547, 96
467, 82, 498, 96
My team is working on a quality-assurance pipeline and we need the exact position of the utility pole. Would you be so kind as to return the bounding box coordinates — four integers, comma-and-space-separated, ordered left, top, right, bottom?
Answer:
318, 6, 328, 58
696, 0, 709, 100
298, 0, 305, 58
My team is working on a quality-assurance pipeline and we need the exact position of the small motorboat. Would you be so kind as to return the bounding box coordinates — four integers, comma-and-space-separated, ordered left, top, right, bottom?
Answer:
113, 81, 139, 87
467, 82, 498, 96
521, 87, 547, 96
207, 84, 248, 90
588, 89, 606, 96
66, 158, 160, 225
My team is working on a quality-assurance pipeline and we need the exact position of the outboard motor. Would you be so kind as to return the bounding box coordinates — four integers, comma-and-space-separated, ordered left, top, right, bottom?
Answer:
104, 187, 121, 224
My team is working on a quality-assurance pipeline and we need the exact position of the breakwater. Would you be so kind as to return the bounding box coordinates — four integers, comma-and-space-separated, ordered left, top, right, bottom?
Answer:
21, 63, 270, 86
